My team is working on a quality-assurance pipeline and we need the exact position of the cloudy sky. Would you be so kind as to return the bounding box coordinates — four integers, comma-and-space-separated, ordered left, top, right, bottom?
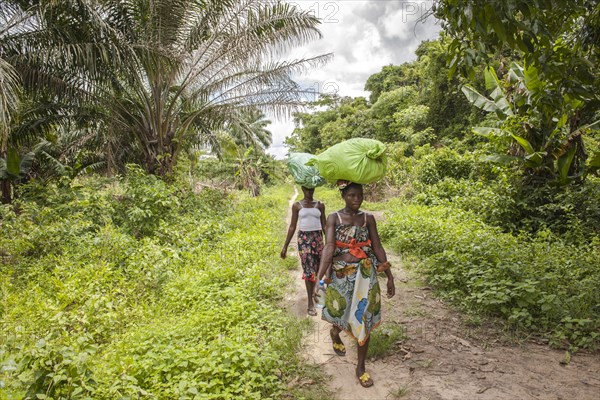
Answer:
266, 0, 441, 159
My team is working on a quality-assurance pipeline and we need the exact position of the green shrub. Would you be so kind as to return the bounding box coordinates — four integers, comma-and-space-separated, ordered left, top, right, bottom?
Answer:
415, 177, 519, 229
514, 178, 600, 241
414, 147, 474, 185
368, 324, 407, 359
384, 144, 600, 241
381, 203, 600, 350
113, 164, 180, 237
0, 174, 309, 398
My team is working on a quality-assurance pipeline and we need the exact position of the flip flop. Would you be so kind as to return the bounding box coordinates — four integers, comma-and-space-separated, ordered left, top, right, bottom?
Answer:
330, 328, 346, 356
357, 371, 374, 388
307, 308, 317, 316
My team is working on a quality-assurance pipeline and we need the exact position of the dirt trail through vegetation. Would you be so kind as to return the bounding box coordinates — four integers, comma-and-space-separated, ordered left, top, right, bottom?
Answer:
283, 192, 600, 400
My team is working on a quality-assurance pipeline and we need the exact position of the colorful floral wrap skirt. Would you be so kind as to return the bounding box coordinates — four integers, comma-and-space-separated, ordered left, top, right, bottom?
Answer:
297, 230, 323, 282
322, 258, 381, 345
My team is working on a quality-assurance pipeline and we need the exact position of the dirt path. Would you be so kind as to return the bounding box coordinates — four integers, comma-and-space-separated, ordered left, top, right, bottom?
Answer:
283, 196, 600, 399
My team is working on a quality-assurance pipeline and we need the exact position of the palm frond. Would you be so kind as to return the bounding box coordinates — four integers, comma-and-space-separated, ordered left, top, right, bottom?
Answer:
0, 57, 21, 150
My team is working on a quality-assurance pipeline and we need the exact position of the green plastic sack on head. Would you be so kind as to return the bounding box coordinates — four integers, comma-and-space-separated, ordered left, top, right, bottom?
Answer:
306, 138, 387, 184
286, 152, 326, 188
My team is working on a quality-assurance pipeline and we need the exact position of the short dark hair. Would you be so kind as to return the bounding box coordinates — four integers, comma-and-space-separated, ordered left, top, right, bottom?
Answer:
340, 182, 362, 196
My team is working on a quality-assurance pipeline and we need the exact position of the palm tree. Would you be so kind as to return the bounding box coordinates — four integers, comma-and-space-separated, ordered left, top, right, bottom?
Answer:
0, 59, 20, 151
226, 108, 273, 151
102, 0, 330, 176
1, 0, 329, 188
0, 0, 129, 201
0, 3, 24, 203
0, 58, 21, 203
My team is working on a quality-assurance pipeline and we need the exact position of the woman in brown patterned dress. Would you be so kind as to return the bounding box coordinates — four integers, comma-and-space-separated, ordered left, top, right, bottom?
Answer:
281, 186, 326, 316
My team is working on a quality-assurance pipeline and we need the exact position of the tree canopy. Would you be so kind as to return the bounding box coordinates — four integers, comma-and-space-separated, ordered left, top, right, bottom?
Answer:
432, 0, 600, 184
0, 0, 330, 202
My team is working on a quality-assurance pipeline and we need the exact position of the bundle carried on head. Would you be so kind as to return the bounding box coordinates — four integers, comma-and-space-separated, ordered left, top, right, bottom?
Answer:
306, 138, 387, 184
286, 152, 326, 188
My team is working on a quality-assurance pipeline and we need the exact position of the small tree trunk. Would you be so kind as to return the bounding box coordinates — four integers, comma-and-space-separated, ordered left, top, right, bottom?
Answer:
106, 138, 115, 177
1, 180, 11, 204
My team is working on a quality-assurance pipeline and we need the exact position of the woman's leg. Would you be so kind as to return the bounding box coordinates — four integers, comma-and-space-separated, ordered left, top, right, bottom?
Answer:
356, 336, 374, 387
331, 325, 342, 338
329, 325, 346, 355
305, 279, 316, 310
356, 336, 370, 376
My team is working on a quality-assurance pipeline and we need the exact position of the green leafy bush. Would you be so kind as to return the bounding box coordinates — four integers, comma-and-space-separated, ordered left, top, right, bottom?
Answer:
514, 178, 600, 241
414, 177, 519, 229
381, 203, 600, 350
414, 147, 475, 185
0, 172, 309, 398
114, 165, 180, 237
384, 144, 600, 241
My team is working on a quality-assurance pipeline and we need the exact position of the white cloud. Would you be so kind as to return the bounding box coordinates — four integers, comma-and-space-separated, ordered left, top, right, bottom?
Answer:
266, 1, 441, 159
382, 8, 413, 39
265, 116, 295, 159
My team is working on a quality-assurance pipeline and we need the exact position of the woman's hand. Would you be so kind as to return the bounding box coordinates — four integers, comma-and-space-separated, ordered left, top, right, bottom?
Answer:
280, 247, 287, 259
377, 261, 391, 272
312, 287, 321, 303
386, 277, 395, 298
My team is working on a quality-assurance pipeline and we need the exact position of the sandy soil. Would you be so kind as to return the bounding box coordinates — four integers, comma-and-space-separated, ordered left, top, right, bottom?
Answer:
283, 192, 600, 400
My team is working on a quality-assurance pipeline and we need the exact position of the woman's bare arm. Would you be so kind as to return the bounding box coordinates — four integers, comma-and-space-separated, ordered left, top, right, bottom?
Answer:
319, 201, 327, 236
367, 214, 395, 297
367, 215, 387, 264
280, 203, 300, 258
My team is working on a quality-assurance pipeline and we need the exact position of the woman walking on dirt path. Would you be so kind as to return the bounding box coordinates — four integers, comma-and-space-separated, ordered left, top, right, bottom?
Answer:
281, 186, 327, 316
313, 180, 395, 388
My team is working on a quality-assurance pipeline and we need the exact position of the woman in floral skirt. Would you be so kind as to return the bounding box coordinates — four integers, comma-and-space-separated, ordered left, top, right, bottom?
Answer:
313, 180, 395, 388
281, 186, 326, 316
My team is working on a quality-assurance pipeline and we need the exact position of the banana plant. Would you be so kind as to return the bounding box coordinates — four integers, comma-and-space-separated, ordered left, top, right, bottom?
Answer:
0, 145, 38, 203
462, 62, 599, 185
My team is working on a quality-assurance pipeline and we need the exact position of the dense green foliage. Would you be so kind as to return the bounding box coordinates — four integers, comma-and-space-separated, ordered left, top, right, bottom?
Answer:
286, 39, 484, 155
434, 0, 600, 184
0, 176, 311, 398
384, 144, 600, 239
434, 0, 599, 101
379, 143, 599, 350
380, 202, 600, 350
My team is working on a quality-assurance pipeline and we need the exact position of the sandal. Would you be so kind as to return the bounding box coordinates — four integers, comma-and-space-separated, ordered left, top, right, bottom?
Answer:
357, 371, 374, 388
307, 307, 317, 316
330, 328, 346, 356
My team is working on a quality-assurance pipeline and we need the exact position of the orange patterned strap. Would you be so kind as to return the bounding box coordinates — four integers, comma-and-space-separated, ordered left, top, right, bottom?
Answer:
335, 238, 372, 259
